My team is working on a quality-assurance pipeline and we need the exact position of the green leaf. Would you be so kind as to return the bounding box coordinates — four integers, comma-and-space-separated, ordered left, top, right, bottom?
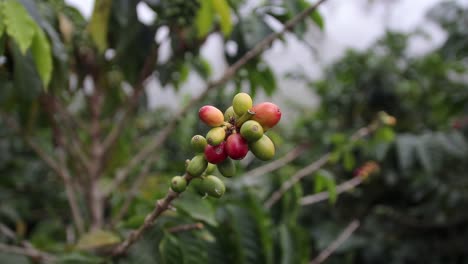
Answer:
343, 150, 356, 171
2, 1, 36, 54
325, 177, 337, 204
173, 192, 218, 226
315, 169, 336, 204
76, 229, 120, 250
160, 234, 183, 264
310, 10, 324, 30
30, 27, 52, 88
196, 0, 214, 37
211, 0, 232, 36
375, 127, 396, 142
314, 174, 326, 193
88, 0, 112, 52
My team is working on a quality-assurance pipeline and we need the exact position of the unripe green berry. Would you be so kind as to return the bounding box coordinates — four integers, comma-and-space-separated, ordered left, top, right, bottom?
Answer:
191, 135, 207, 153
240, 120, 264, 142
202, 175, 225, 198
217, 158, 236, 178
191, 177, 206, 196
170, 176, 187, 193
205, 163, 216, 174
187, 154, 208, 177
206, 127, 226, 146
249, 134, 275, 161
224, 106, 238, 122
232, 93, 253, 116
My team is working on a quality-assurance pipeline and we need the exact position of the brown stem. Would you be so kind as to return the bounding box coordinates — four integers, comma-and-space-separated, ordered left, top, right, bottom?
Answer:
89, 87, 105, 229
111, 173, 193, 257
300, 175, 365, 206
264, 122, 380, 209
309, 220, 360, 264
0, 113, 85, 234
105, 0, 330, 197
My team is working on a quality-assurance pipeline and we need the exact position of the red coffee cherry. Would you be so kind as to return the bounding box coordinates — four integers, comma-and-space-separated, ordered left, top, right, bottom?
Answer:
199, 105, 224, 127
225, 133, 249, 160
251, 102, 281, 130
204, 141, 228, 164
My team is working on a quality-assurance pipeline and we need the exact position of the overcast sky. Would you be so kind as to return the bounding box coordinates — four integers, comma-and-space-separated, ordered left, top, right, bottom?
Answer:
63, 0, 464, 119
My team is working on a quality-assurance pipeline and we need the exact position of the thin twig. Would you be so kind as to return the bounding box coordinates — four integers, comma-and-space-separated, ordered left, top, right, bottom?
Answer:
264, 153, 331, 208
111, 173, 193, 257
0, 113, 85, 234
241, 145, 308, 186
300, 176, 365, 206
310, 220, 360, 264
104, 0, 330, 197
264, 122, 380, 209
167, 223, 204, 233
0, 243, 55, 263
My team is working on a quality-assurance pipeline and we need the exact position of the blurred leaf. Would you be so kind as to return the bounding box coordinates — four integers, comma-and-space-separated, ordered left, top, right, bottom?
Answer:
173, 192, 218, 226
211, 0, 232, 36
2, 1, 36, 54
11, 43, 42, 101
76, 229, 120, 250
310, 10, 324, 30
159, 234, 183, 264
375, 127, 395, 142
314, 169, 336, 204
343, 150, 356, 171
88, 0, 112, 52
196, 0, 214, 37
30, 27, 52, 88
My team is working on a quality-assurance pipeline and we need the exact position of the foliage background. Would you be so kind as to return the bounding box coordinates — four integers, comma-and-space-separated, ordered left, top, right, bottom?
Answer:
0, 0, 467, 263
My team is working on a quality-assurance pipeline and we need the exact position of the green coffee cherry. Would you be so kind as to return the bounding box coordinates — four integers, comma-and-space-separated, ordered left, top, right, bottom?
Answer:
190, 177, 206, 196
249, 134, 275, 161
170, 176, 187, 193
202, 175, 226, 198
224, 106, 238, 122
187, 154, 208, 177
191, 135, 207, 153
206, 127, 226, 146
233, 93, 253, 116
217, 158, 236, 178
240, 120, 264, 142
205, 163, 216, 174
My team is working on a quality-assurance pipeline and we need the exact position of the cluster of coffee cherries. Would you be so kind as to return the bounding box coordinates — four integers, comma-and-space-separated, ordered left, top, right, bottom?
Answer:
170, 93, 282, 198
